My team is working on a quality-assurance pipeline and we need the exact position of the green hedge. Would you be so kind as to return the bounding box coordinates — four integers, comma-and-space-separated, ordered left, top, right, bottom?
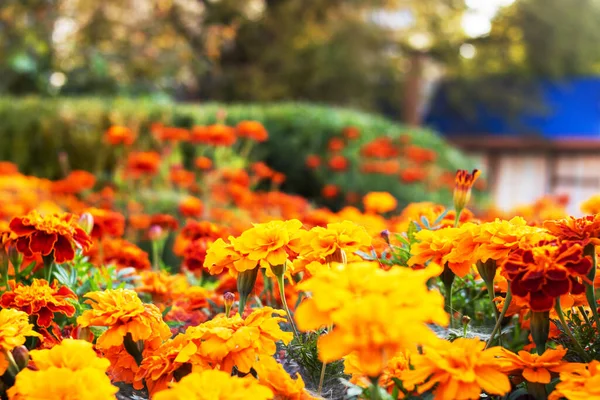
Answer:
0, 97, 477, 209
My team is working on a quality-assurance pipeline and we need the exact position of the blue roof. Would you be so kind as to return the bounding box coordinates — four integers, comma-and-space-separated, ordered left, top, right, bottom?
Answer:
424, 77, 600, 139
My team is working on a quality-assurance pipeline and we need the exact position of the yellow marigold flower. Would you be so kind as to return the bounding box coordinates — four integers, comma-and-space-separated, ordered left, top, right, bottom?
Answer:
176, 307, 293, 374
344, 351, 410, 393
7, 367, 118, 400
544, 214, 600, 245
408, 223, 479, 277
581, 194, 600, 215
0, 308, 41, 375
30, 338, 110, 371
1, 279, 77, 327
362, 191, 397, 214
203, 237, 257, 276
495, 346, 573, 384
453, 169, 480, 212
153, 369, 273, 400
77, 289, 171, 349
254, 356, 315, 400
233, 219, 304, 271
295, 262, 447, 377
549, 360, 600, 400
401, 338, 511, 400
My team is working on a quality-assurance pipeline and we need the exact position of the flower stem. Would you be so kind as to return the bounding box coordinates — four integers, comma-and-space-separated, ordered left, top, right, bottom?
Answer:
485, 287, 512, 349
578, 305, 592, 327
584, 244, 600, 331
554, 297, 591, 362
530, 311, 550, 355
123, 333, 143, 366
369, 377, 381, 400
275, 274, 299, 336
317, 324, 333, 396
43, 253, 54, 282
526, 381, 547, 400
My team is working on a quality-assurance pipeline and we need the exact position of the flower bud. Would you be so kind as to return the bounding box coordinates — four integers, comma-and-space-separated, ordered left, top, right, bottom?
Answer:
224, 292, 235, 317
148, 225, 164, 241
76, 326, 94, 343
325, 248, 347, 265
78, 212, 94, 235
380, 229, 390, 245
461, 315, 471, 326
236, 267, 259, 316
453, 169, 480, 214
11, 346, 29, 370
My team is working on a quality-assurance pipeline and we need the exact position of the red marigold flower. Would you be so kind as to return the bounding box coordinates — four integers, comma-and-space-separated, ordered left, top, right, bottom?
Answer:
322, 184, 339, 199
305, 154, 321, 169
405, 145, 437, 163
98, 238, 151, 271
154, 126, 190, 142
182, 240, 210, 273
342, 126, 360, 140
236, 121, 268, 142
1, 279, 77, 327
328, 137, 345, 152
105, 126, 136, 146
400, 167, 427, 183
191, 124, 237, 146
149, 214, 179, 232
178, 196, 204, 218
86, 207, 125, 239
10, 211, 92, 263
251, 162, 275, 180
169, 166, 195, 189
194, 156, 213, 170
360, 137, 399, 159
126, 151, 162, 177
51, 170, 97, 195
328, 155, 349, 171
173, 220, 228, 256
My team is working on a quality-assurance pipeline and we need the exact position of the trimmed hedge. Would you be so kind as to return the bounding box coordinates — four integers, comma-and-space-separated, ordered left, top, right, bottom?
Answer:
0, 97, 477, 208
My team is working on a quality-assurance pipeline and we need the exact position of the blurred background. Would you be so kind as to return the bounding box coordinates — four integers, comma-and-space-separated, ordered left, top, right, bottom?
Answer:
2, 0, 600, 215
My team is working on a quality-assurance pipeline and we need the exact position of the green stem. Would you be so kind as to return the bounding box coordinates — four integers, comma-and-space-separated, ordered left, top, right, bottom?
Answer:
151, 240, 160, 271
526, 381, 547, 400
584, 244, 600, 331
554, 298, 591, 362
530, 311, 550, 355
123, 333, 143, 366
369, 377, 381, 400
485, 287, 512, 349
578, 305, 592, 327
454, 209, 463, 227
43, 253, 55, 282
275, 274, 299, 337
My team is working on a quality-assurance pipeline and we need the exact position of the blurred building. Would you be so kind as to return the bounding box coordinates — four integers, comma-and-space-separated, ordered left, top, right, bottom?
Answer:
425, 77, 600, 215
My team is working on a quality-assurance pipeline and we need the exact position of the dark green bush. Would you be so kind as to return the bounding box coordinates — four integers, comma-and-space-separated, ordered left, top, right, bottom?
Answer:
0, 97, 477, 209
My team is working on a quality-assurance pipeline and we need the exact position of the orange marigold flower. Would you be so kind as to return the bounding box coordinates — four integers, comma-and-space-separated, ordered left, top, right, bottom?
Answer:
86, 207, 125, 238
360, 137, 399, 159
51, 170, 97, 195
149, 214, 179, 232
193, 124, 237, 147
321, 184, 339, 199
401, 338, 511, 400
30, 338, 110, 371
327, 155, 349, 171
344, 351, 410, 393
236, 121, 269, 142
169, 166, 195, 189
305, 154, 321, 169
203, 237, 257, 276
173, 220, 228, 256
8, 366, 119, 400
549, 360, 600, 400
176, 307, 292, 374
178, 196, 204, 218
77, 289, 172, 349
581, 194, 600, 216
126, 151, 162, 177
295, 262, 447, 377
152, 370, 273, 400
406, 145, 437, 163
254, 356, 315, 400
454, 169, 481, 212
399, 167, 427, 183
502, 241, 591, 311
183, 240, 210, 273
251, 162, 275, 180
0, 309, 41, 375
194, 156, 213, 170
544, 214, 600, 245
0, 161, 19, 175
328, 137, 345, 152
10, 211, 92, 263
495, 346, 572, 384
342, 126, 360, 140
1, 279, 77, 327
135, 270, 189, 301
155, 126, 190, 142
362, 191, 397, 214
105, 125, 135, 146
100, 238, 151, 270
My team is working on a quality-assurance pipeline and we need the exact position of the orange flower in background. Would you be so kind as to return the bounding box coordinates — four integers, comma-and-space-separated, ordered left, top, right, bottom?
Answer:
342, 126, 360, 140
86, 207, 125, 238
149, 214, 179, 232
105, 126, 135, 146
363, 191, 397, 214
169, 166, 195, 189
400, 167, 427, 183
1, 279, 77, 327
327, 155, 349, 171
77, 289, 171, 349
10, 210, 92, 263
183, 239, 210, 272
252, 162, 275, 180
502, 241, 591, 311
328, 137, 345, 152
152, 370, 274, 400
321, 184, 339, 199
194, 156, 213, 170
454, 169, 481, 211
406, 145, 437, 163
129, 214, 151, 230
98, 238, 151, 270
126, 151, 161, 177
496, 346, 572, 384
544, 214, 600, 245
401, 338, 511, 400
0, 161, 19, 175
173, 220, 228, 256
345, 351, 410, 393
0, 308, 41, 375
305, 154, 321, 169
156, 126, 190, 142
360, 137, 399, 159
236, 120, 269, 142
549, 360, 600, 400
200, 124, 237, 146
221, 168, 250, 187
51, 170, 97, 194
581, 194, 600, 215
135, 270, 189, 303
179, 196, 204, 218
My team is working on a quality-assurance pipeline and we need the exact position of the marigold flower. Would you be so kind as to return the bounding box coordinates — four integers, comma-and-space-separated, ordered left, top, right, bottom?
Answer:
454, 169, 480, 212
401, 338, 511, 400
8, 367, 119, 400
183, 239, 210, 273
345, 351, 410, 393
581, 194, 600, 215
327, 155, 349, 171
169, 167, 195, 189
85, 207, 125, 238
30, 338, 110, 371
193, 124, 237, 146
173, 220, 228, 256
363, 191, 397, 214
502, 241, 591, 311
236, 121, 269, 142
321, 184, 339, 199
203, 237, 257, 276
544, 214, 600, 245
98, 238, 151, 270
176, 307, 293, 374
0, 161, 19, 175
360, 137, 399, 159
126, 151, 162, 177
305, 154, 321, 169
194, 156, 213, 170
1, 279, 77, 327
399, 167, 427, 183
295, 262, 447, 377
495, 346, 572, 384
254, 356, 315, 400
105, 125, 135, 146
149, 214, 179, 232
179, 196, 204, 218
328, 137, 345, 152
77, 289, 172, 349
155, 126, 190, 142
135, 271, 190, 301
0, 309, 41, 375
10, 210, 92, 263
549, 360, 600, 400
251, 162, 275, 180
405, 145, 437, 163
342, 126, 360, 140
152, 370, 273, 400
